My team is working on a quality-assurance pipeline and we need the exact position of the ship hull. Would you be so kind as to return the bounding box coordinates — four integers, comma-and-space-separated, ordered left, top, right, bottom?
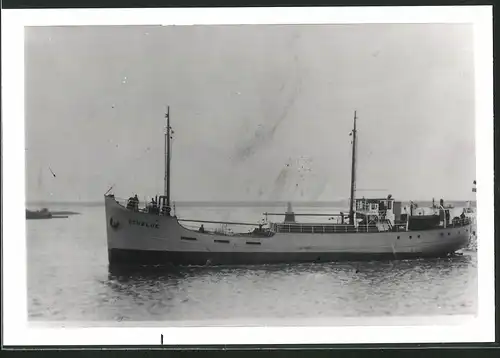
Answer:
108, 248, 458, 266
105, 196, 471, 266
26, 209, 52, 219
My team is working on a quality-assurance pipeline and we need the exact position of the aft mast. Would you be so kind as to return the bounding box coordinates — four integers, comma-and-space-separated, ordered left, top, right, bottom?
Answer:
164, 106, 172, 210
348, 111, 357, 225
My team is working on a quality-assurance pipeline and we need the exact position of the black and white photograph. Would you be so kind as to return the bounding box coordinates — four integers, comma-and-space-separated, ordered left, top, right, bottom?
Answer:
2, 6, 494, 346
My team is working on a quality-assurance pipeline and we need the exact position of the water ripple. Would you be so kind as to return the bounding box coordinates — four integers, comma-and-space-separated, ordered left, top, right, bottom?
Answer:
27, 206, 477, 323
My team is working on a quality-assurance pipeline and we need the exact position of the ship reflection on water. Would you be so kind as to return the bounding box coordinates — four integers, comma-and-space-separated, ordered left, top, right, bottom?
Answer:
103, 253, 476, 322
107, 253, 474, 282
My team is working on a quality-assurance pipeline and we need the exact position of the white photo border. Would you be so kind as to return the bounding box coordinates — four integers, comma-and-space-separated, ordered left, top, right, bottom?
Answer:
2, 5, 494, 346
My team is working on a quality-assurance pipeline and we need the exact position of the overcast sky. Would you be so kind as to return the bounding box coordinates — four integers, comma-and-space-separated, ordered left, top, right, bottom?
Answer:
25, 23, 475, 203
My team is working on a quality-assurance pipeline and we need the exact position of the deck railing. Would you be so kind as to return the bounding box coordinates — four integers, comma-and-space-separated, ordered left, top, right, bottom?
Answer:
111, 196, 174, 216
272, 223, 380, 234
449, 217, 473, 227
392, 223, 408, 232
271, 217, 473, 234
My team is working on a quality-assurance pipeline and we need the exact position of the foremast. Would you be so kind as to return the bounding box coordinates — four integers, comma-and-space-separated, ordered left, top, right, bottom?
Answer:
348, 111, 358, 225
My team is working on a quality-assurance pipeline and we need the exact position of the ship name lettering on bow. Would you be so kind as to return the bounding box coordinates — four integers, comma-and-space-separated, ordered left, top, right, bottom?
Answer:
128, 219, 159, 229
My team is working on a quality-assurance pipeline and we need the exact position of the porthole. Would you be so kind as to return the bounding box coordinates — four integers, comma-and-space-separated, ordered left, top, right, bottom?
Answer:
448, 233, 451, 236
440, 233, 444, 236
397, 236, 400, 240
417, 235, 420, 238
409, 236, 412, 239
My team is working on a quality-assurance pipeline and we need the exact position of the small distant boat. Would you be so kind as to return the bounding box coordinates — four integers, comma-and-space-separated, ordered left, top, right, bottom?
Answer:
26, 208, 52, 219
26, 208, 68, 219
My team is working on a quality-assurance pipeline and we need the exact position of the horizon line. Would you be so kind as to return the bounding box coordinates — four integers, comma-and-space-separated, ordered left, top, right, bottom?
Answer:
26, 198, 477, 206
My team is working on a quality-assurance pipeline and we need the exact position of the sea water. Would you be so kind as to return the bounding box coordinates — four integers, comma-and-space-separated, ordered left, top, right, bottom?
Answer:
27, 204, 477, 325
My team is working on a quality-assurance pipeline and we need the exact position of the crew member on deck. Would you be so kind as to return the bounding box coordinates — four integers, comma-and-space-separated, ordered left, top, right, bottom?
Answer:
133, 194, 139, 211
199, 224, 205, 233
127, 196, 135, 210
150, 198, 158, 214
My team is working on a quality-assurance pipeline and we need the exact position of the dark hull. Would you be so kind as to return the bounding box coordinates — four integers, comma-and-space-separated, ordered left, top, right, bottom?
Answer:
26, 213, 52, 219
108, 248, 455, 267
26, 214, 69, 219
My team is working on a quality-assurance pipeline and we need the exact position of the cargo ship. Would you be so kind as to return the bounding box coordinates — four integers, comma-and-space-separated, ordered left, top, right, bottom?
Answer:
104, 109, 471, 266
